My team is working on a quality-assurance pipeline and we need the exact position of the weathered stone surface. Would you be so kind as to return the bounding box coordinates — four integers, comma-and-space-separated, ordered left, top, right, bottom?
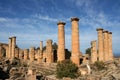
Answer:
57, 21, 66, 61
8, 38, 12, 58
91, 40, 97, 63
15, 48, 19, 58
24, 49, 29, 60
108, 32, 113, 61
29, 47, 35, 61
71, 17, 80, 65
11, 37, 16, 59
46, 39, 53, 63
97, 28, 104, 61
103, 30, 109, 61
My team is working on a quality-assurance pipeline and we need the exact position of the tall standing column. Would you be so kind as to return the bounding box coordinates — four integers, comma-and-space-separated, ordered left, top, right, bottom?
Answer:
108, 32, 113, 61
8, 38, 12, 58
46, 39, 53, 63
96, 28, 104, 61
11, 37, 16, 59
71, 17, 80, 65
103, 31, 109, 61
91, 40, 98, 63
57, 22, 66, 61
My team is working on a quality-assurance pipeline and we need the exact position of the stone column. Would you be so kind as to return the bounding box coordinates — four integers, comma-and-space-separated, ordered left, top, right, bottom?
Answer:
15, 48, 19, 58
108, 32, 113, 61
11, 37, 16, 59
6, 46, 9, 58
38, 41, 43, 63
103, 30, 109, 61
24, 49, 29, 60
91, 40, 98, 63
29, 47, 35, 61
96, 28, 104, 61
19, 49, 24, 59
57, 22, 65, 61
40, 41, 43, 51
0, 44, 2, 58
46, 39, 53, 63
71, 17, 80, 65
8, 37, 12, 58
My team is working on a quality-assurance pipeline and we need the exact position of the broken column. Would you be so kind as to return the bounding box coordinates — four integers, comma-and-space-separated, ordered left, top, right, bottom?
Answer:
29, 47, 35, 61
108, 32, 113, 61
15, 48, 19, 58
24, 49, 29, 60
19, 49, 24, 59
103, 30, 109, 61
57, 22, 66, 61
11, 36, 16, 59
91, 40, 98, 63
71, 17, 81, 65
40, 41, 43, 51
8, 37, 12, 58
46, 39, 53, 63
38, 41, 43, 63
96, 28, 104, 61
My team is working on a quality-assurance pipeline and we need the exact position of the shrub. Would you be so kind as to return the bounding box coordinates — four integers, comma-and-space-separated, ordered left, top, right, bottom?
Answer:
93, 61, 106, 70
56, 60, 79, 79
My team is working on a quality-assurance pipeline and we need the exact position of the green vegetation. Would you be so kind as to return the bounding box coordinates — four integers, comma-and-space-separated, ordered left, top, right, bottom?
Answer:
56, 60, 79, 79
85, 48, 91, 56
93, 61, 106, 71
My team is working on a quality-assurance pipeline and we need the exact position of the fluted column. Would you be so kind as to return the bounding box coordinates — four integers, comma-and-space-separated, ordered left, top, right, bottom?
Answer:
103, 31, 109, 61
96, 28, 104, 61
71, 17, 80, 65
46, 39, 53, 63
11, 37, 16, 59
29, 47, 35, 61
24, 49, 29, 60
8, 38, 12, 58
57, 22, 65, 61
108, 32, 113, 61
91, 40, 97, 63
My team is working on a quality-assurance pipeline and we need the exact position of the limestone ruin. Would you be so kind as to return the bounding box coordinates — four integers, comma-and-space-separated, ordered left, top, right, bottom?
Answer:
0, 17, 115, 80
90, 28, 114, 63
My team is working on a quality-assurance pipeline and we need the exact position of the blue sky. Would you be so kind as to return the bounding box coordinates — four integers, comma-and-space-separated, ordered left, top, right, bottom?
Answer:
0, 0, 120, 55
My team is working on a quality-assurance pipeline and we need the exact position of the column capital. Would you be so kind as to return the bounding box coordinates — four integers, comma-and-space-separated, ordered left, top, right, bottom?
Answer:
9, 37, 12, 39
47, 39, 53, 43
96, 28, 103, 31
11, 36, 16, 38
109, 32, 112, 34
57, 22, 66, 25
103, 30, 108, 33
71, 17, 79, 22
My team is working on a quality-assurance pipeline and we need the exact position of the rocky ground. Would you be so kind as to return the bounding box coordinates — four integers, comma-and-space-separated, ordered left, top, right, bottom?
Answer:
0, 58, 120, 80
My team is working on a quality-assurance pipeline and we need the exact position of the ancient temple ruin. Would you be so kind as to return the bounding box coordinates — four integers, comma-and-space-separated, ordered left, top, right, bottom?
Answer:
90, 28, 114, 63
0, 17, 114, 66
